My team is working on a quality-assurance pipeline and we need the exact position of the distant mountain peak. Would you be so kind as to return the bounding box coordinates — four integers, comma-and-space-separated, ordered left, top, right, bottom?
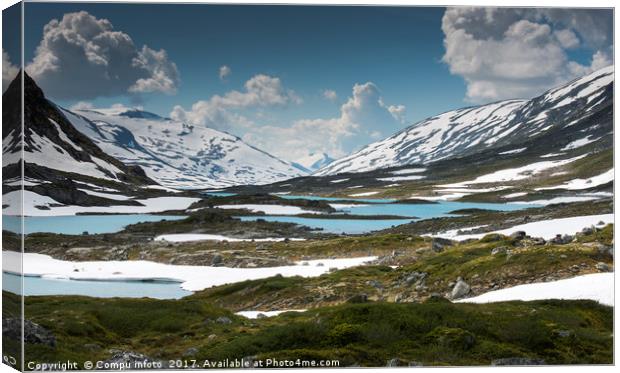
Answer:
296, 152, 335, 173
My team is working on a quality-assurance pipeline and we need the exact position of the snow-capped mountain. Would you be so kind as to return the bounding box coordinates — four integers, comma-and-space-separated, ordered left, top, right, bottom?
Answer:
292, 152, 335, 173
316, 66, 613, 176
64, 106, 307, 189
3, 72, 156, 208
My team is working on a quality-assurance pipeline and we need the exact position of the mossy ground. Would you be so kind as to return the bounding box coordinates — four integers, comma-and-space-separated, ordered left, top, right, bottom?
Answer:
191, 225, 613, 310
4, 292, 612, 367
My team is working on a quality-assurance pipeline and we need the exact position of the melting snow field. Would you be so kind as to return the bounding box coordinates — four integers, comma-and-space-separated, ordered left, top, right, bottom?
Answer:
377, 175, 425, 182
3, 190, 200, 217
236, 310, 307, 319
215, 204, 320, 215
2, 252, 376, 292
441, 156, 585, 187
536, 169, 613, 191
457, 273, 613, 306
349, 191, 380, 197
422, 186, 509, 201
514, 196, 605, 206
390, 168, 426, 175
432, 214, 613, 241
155, 234, 305, 243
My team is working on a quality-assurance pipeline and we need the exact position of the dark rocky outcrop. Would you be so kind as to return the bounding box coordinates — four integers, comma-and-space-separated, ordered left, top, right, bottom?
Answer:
2, 318, 56, 347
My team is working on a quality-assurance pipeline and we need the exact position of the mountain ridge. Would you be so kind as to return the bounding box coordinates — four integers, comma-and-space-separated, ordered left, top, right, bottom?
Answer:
64, 105, 307, 189
316, 66, 613, 176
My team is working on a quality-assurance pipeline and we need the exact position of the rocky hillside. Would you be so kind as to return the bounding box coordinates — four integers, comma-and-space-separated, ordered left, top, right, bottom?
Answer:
2, 72, 167, 210
317, 66, 613, 176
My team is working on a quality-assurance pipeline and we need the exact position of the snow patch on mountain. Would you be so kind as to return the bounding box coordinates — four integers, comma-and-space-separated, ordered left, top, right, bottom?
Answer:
561, 135, 600, 151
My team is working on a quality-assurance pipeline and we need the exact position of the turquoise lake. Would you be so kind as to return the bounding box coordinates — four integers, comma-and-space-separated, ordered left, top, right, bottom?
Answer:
239, 201, 535, 234
2, 214, 186, 235
2, 272, 191, 299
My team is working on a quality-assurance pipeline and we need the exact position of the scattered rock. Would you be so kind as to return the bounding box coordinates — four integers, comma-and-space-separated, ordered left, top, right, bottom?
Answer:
491, 358, 546, 366
581, 226, 595, 235
510, 231, 526, 240
211, 254, 223, 266
216, 316, 232, 324
595, 262, 610, 272
595, 243, 613, 256
555, 330, 572, 338
386, 358, 403, 367
551, 234, 573, 245
404, 271, 427, 285
346, 293, 368, 303
431, 237, 453, 253
491, 247, 507, 255
366, 280, 383, 289
100, 351, 164, 369
183, 347, 199, 357
450, 278, 470, 299
207, 334, 217, 341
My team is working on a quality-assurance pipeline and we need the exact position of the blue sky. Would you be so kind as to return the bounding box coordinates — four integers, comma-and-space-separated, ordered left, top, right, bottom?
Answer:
2, 3, 613, 163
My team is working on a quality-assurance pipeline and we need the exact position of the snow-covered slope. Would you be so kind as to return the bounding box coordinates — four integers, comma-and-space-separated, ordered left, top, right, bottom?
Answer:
3, 73, 152, 186
65, 107, 307, 189
317, 66, 613, 175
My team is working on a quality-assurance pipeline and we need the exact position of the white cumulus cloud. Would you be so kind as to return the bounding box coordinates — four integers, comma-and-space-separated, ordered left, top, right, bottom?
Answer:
69, 101, 95, 110
219, 65, 231, 80
322, 89, 338, 101
241, 82, 406, 162
2, 50, 19, 93
170, 74, 300, 132
441, 7, 613, 103
25, 11, 179, 99
170, 79, 404, 163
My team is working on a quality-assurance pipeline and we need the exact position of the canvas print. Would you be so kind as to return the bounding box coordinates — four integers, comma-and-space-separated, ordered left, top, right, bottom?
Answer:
1, 1, 614, 370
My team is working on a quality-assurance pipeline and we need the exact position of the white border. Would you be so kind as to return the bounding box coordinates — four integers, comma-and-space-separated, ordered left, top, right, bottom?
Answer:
0, 1, 617, 372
